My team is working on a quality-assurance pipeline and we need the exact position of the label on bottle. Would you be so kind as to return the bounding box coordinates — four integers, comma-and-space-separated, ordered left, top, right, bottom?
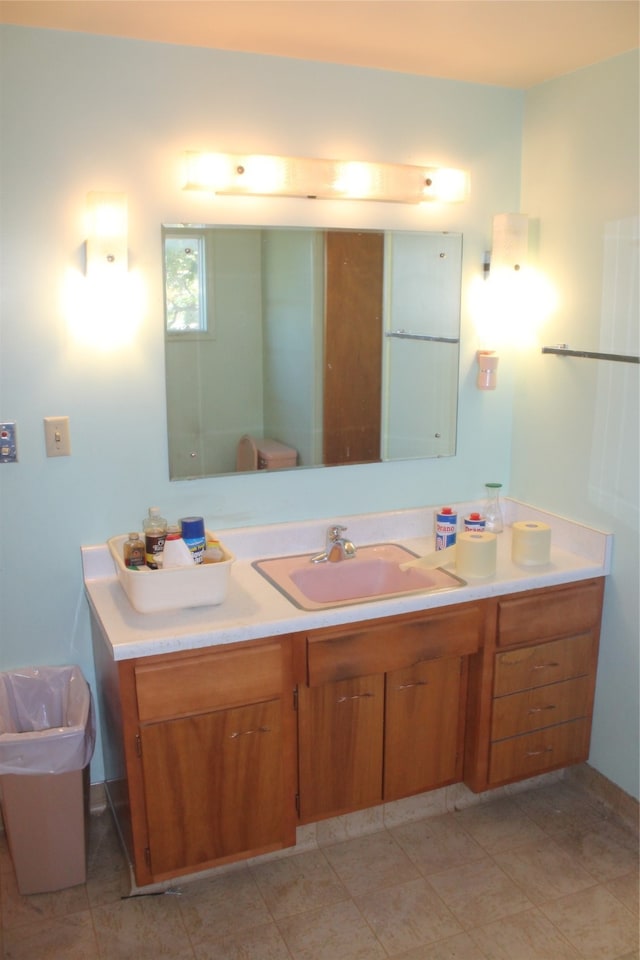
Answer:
435, 508, 457, 550
183, 536, 205, 564
124, 541, 146, 569
145, 532, 166, 569
464, 513, 486, 532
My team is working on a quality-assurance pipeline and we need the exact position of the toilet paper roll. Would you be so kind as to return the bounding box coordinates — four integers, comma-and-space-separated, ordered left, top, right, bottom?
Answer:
511, 521, 552, 565
455, 531, 497, 579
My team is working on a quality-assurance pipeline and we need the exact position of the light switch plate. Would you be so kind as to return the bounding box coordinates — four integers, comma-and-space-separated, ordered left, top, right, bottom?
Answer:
44, 416, 71, 457
0, 422, 17, 462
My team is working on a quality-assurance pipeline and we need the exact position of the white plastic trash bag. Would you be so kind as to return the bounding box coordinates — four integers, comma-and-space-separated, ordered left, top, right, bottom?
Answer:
0, 665, 95, 775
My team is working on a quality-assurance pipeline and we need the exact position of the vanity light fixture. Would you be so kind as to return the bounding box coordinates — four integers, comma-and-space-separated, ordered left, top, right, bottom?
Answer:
85, 192, 128, 278
181, 151, 469, 204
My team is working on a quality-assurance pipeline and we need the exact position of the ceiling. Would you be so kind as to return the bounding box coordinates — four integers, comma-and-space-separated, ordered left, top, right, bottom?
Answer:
1, 0, 638, 89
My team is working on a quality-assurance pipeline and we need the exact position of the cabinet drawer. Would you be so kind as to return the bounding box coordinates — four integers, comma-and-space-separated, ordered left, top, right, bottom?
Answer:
497, 579, 603, 648
488, 717, 591, 784
307, 605, 482, 686
491, 675, 593, 740
493, 633, 595, 697
135, 642, 284, 722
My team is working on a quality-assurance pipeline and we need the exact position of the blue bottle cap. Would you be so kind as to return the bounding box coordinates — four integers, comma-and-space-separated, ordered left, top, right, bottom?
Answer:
180, 516, 205, 540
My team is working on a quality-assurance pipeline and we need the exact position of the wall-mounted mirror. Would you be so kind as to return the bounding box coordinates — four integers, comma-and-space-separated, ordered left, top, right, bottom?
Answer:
163, 225, 462, 480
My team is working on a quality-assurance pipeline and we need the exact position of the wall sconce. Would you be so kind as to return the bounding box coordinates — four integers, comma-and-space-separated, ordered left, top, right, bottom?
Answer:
488, 212, 529, 276
181, 152, 469, 204
476, 350, 499, 390
474, 212, 530, 352
85, 192, 128, 278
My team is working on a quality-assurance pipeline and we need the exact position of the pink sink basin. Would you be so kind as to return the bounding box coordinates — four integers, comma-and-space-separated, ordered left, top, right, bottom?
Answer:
253, 543, 464, 610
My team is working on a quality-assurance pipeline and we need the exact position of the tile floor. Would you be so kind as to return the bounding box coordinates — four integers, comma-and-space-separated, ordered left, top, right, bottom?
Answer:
0, 779, 638, 960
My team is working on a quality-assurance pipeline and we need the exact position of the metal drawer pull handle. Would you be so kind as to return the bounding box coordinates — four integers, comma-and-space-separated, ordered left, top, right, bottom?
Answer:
528, 704, 557, 714
525, 746, 554, 757
337, 692, 374, 703
230, 726, 270, 739
532, 662, 560, 670
397, 681, 429, 690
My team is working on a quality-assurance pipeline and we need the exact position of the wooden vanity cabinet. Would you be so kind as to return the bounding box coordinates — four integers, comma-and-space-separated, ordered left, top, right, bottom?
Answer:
93, 574, 605, 886
464, 578, 604, 792
116, 637, 297, 886
297, 602, 483, 822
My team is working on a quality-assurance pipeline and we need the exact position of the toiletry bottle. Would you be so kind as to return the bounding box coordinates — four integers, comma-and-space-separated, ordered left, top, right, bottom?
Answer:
483, 483, 504, 533
464, 512, 486, 531
123, 532, 145, 569
163, 522, 194, 567
143, 507, 167, 569
435, 507, 457, 550
181, 516, 206, 564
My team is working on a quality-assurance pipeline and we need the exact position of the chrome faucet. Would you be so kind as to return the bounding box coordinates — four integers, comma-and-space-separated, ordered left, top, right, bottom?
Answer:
311, 524, 357, 563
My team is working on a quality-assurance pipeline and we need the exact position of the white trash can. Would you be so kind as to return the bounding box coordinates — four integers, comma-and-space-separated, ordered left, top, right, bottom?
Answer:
0, 665, 95, 894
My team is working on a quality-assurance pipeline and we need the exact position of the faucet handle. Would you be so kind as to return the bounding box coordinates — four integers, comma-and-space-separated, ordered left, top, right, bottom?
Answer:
328, 524, 347, 541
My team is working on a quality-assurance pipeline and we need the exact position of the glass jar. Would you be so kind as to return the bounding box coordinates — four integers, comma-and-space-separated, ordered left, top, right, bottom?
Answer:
483, 482, 504, 533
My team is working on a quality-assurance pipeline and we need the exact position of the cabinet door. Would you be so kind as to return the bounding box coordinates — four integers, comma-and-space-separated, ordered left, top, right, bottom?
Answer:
140, 699, 286, 878
384, 656, 464, 800
297, 674, 384, 821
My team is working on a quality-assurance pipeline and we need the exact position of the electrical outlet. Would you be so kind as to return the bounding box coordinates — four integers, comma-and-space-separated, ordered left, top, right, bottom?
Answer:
0, 422, 17, 463
44, 416, 71, 457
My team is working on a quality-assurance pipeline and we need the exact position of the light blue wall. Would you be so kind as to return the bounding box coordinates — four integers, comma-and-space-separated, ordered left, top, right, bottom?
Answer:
1, 27, 635, 801
517, 51, 639, 799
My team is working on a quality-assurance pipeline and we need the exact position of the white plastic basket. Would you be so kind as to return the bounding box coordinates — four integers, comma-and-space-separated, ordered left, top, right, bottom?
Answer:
107, 533, 235, 613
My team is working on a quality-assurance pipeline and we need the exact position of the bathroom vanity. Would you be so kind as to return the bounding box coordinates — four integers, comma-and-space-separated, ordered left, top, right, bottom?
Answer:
84, 500, 610, 888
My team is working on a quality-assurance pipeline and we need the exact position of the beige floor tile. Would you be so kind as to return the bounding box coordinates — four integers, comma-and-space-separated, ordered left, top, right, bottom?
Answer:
276, 898, 386, 959
452, 796, 548, 853
322, 829, 420, 897
315, 804, 385, 845
383, 787, 448, 829
0, 865, 89, 929
250, 848, 349, 919
426, 857, 534, 929
540, 883, 640, 960
2, 909, 100, 960
605, 870, 640, 915
390, 931, 489, 959
390, 812, 486, 876
178, 867, 272, 941
92, 893, 195, 960
86, 861, 131, 909
190, 919, 293, 960
512, 780, 606, 835
355, 876, 463, 955
494, 835, 598, 905
2, 781, 636, 960
469, 906, 582, 959
85, 813, 132, 907
552, 817, 640, 882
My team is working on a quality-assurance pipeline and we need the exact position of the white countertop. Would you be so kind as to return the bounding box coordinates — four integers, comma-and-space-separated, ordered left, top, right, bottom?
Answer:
82, 499, 612, 661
